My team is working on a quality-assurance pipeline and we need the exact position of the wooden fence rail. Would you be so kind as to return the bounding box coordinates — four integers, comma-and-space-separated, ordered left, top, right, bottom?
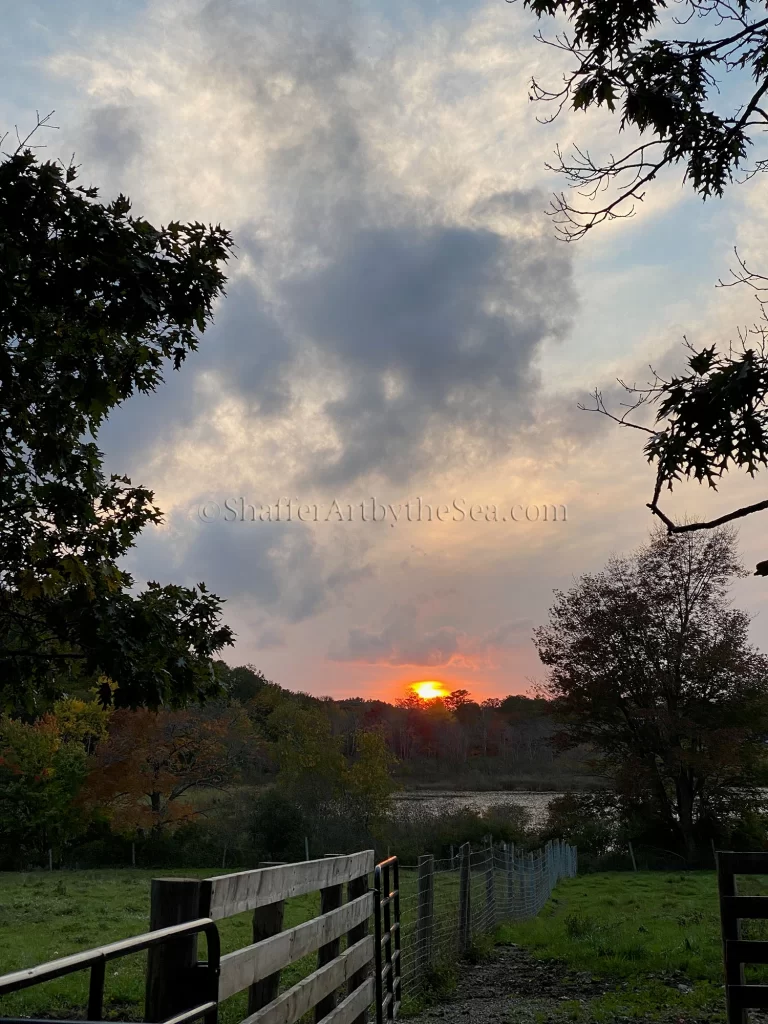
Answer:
146, 852, 376, 1024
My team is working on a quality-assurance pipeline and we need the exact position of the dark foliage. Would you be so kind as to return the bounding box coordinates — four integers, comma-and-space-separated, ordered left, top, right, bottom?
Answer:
516, 0, 768, 238
0, 129, 235, 712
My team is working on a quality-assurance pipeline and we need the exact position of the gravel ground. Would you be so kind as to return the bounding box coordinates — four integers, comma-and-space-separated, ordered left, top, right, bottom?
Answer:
403, 943, 722, 1024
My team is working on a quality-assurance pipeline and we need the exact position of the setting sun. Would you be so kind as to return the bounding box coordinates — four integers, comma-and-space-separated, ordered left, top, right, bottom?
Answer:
411, 680, 450, 700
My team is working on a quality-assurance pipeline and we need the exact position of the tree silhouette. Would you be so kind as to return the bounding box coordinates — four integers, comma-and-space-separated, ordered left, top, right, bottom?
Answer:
0, 114, 235, 712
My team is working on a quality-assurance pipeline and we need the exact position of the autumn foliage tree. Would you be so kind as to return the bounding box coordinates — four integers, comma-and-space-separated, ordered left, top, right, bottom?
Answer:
81, 704, 259, 835
535, 527, 768, 861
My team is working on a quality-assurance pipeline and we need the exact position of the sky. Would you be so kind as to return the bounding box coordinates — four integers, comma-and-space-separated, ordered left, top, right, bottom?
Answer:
3, 0, 768, 702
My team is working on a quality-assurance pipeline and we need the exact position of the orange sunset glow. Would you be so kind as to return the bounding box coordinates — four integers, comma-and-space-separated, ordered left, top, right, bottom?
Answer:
410, 680, 450, 700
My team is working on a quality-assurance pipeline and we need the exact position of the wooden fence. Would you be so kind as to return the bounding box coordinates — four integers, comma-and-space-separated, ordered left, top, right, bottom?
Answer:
717, 850, 768, 1024
146, 851, 376, 1024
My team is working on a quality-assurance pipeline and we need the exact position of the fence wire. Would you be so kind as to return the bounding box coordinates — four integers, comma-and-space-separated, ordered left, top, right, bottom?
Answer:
397, 838, 577, 1000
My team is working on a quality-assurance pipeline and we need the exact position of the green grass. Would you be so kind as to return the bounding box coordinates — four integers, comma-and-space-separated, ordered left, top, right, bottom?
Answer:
0, 866, 430, 1022
5, 866, 753, 1023
0, 868, 323, 1023
497, 870, 768, 1022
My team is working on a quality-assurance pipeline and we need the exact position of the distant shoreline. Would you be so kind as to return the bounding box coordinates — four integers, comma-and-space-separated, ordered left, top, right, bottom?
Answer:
393, 779, 603, 794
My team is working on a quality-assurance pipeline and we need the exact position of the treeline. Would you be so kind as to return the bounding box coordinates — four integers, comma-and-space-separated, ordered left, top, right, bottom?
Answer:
0, 666, 564, 871
217, 663, 584, 789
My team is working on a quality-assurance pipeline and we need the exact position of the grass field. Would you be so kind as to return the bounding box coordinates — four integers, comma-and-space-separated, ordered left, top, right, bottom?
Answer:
0, 868, 326, 1023
497, 870, 768, 1022
2, 867, 765, 1023
0, 866, 430, 1023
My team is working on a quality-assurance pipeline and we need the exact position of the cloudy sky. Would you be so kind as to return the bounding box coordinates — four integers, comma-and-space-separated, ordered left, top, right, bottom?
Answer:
5, 0, 768, 701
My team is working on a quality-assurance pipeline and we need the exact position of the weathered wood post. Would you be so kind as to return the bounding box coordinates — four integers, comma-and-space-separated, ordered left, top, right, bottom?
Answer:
717, 851, 747, 1024
484, 836, 495, 927
417, 854, 435, 977
145, 877, 207, 1022
248, 898, 286, 1015
458, 843, 471, 952
347, 870, 370, 1024
315, 877, 344, 1021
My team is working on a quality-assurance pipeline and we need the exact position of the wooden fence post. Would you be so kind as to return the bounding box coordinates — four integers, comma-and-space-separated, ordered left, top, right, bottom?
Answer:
145, 877, 207, 1022
347, 872, 370, 1024
458, 843, 471, 952
417, 854, 434, 975
484, 836, 495, 927
717, 851, 747, 1024
247, 899, 285, 1015
315, 879, 344, 1021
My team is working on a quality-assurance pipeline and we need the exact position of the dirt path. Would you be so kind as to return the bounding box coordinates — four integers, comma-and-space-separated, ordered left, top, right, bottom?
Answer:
404, 943, 715, 1024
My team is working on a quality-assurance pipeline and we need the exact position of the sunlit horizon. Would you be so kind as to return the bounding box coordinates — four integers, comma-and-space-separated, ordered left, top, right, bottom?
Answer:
410, 680, 451, 700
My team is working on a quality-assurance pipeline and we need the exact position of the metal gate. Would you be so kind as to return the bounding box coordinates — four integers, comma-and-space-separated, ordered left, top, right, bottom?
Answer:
373, 855, 401, 1023
0, 917, 219, 1024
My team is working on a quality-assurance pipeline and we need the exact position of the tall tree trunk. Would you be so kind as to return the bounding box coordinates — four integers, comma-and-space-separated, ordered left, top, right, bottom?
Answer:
676, 774, 698, 863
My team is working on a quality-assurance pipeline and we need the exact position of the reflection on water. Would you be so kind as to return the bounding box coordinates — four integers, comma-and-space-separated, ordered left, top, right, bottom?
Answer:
392, 790, 563, 827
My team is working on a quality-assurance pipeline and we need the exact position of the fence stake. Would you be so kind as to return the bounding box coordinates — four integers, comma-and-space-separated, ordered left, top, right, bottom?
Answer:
347, 871, 370, 1024
315, 879, 344, 1021
450, 844, 455, 870
528, 851, 535, 913
458, 843, 471, 952
417, 854, 434, 977
505, 842, 515, 916
248, 899, 285, 1015
145, 877, 206, 1022
484, 836, 495, 927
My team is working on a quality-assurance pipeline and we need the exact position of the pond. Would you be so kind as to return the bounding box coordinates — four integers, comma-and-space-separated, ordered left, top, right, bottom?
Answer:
391, 790, 563, 827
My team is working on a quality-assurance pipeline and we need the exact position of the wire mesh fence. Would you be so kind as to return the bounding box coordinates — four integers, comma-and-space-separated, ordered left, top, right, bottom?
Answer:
398, 837, 577, 1000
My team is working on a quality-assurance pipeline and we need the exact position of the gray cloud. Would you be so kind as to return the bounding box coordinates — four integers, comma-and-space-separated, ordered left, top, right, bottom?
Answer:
281, 222, 574, 486
97, 266, 291, 477
125, 508, 372, 625
64, 0, 580, 634
256, 627, 286, 650
86, 1, 577, 497
81, 103, 143, 176
330, 603, 533, 666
